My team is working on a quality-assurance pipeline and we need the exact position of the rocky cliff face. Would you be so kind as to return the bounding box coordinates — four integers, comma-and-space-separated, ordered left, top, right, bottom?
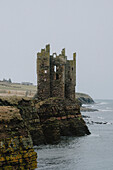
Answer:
35, 97, 90, 144
17, 99, 45, 145
0, 97, 45, 146
0, 96, 90, 168
0, 104, 37, 169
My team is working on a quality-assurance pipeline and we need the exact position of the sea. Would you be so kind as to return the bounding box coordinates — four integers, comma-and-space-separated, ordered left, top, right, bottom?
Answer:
34, 100, 113, 170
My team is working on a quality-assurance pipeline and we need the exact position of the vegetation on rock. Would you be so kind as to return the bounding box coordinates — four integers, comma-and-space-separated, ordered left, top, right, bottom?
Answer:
0, 96, 91, 168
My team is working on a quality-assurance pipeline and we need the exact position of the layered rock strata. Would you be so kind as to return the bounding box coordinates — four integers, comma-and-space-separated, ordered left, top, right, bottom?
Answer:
0, 96, 90, 167
36, 97, 90, 144
0, 101, 37, 169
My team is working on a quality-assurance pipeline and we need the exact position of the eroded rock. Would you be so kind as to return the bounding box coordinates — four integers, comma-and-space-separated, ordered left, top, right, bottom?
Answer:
0, 104, 37, 169
0, 96, 91, 168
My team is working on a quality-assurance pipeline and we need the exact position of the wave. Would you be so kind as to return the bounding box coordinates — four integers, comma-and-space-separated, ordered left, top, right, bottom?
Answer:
106, 107, 112, 109
89, 134, 100, 137
99, 109, 113, 112
106, 122, 112, 125
82, 104, 94, 108
95, 102, 108, 106
97, 116, 104, 119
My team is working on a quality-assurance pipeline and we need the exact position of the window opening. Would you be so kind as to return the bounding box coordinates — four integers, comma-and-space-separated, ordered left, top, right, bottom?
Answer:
44, 70, 47, 73
56, 73, 59, 80
53, 53, 56, 58
54, 66, 56, 72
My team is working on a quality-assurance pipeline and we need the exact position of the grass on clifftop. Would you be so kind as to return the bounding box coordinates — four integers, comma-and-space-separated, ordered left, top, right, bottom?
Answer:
0, 82, 94, 103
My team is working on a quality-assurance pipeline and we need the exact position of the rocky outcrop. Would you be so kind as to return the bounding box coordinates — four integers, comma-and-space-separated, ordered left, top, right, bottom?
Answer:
0, 105, 37, 169
0, 97, 45, 145
17, 99, 45, 145
0, 96, 90, 167
76, 93, 98, 112
36, 97, 91, 144
76, 93, 94, 105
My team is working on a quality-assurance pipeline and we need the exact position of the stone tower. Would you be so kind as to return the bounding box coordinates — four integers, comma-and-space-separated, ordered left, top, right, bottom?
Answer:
37, 44, 76, 100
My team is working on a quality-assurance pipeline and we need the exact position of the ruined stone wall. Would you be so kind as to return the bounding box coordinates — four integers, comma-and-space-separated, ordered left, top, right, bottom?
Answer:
50, 50, 66, 98
65, 53, 76, 100
37, 45, 76, 101
37, 45, 50, 100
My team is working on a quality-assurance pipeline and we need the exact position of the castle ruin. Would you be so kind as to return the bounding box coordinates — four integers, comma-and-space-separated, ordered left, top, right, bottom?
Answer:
37, 44, 76, 101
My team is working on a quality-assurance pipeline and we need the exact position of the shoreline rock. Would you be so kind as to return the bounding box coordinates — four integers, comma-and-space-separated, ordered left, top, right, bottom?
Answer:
35, 97, 90, 144
76, 93, 98, 112
76, 92, 95, 105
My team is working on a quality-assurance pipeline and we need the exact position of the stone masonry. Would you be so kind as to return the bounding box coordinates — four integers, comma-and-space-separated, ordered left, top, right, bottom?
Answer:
37, 44, 76, 100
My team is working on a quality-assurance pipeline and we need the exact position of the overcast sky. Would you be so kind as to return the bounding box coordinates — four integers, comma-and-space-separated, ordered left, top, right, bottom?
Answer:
0, 0, 113, 99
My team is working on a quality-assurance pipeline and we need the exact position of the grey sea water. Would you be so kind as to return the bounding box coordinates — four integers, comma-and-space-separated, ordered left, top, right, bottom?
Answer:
34, 100, 113, 170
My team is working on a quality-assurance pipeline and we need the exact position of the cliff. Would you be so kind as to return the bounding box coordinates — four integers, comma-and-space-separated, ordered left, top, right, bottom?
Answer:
0, 99, 37, 169
0, 96, 90, 168
76, 93, 95, 105
35, 97, 90, 144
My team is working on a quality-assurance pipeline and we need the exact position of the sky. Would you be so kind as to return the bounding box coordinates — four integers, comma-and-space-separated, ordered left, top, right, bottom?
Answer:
0, 0, 113, 99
